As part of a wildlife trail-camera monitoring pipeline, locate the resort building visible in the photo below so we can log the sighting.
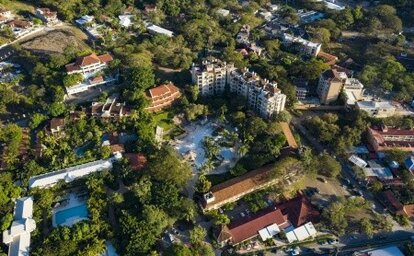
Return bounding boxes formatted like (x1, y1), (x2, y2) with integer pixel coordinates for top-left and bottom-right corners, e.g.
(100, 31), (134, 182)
(65, 53), (113, 75)
(28, 154), (122, 189)
(2, 197), (36, 256)
(215, 194), (319, 245)
(202, 164), (298, 211)
(35, 8), (58, 23)
(282, 33), (321, 56)
(144, 83), (181, 112)
(367, 126), (414, 152)
(229, 69), (286, 118)
(191, 58), (234, 96)
(356, 101), (396, 118)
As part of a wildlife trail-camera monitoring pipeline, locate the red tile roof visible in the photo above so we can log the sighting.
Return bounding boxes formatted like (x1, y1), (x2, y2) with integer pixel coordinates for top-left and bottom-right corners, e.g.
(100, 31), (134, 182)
(50, 118), (65, 131)
(380, 190), (403, 214)
(226, 207), (287, 244)
(90, 76), (104, 84)
(276, 194), (320, 227)
(125, 153), (147, 170)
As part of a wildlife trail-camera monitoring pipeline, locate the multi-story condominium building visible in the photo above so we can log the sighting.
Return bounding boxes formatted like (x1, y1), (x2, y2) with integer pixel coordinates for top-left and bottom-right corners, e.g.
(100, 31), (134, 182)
(145, 83), (181, 112)
(229, 69), (286, 118)
(191, 58), (234, 96)
(282, 33), (322, 56)
(317, 68), (348, 104)
(367, 126), (414, 152)
(65, 53), (113, 75)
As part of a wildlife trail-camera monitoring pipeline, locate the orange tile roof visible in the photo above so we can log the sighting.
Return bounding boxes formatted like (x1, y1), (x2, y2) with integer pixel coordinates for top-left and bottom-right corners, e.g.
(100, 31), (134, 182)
(50, 118), (65, 130)
(204, 165), (276, 210)
(279, 122), (298, 149)
(125, 153), (147, 170)
(66, 53), (113, 72)
(109, 144), (125, 153)
(145, 83), (181, 111)
(90, 76), (104, 84)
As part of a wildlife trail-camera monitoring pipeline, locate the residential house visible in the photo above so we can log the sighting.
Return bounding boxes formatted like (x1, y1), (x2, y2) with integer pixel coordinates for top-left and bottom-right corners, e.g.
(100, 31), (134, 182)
(91, 97), (128, 118)
(36, 8), (58, 23)
(0, 7), (13, 24)
(119, 15), (134, 28)
(144, 83), (181, 112)
(191, 58), (234, 96)
(282, 33), (321, 56)
(317, 51), (338, 66)
(348, 155), (368, 168)
(298, 10), (324, 24)
(65, 53), (112, 75)
(216, 9), (230, 17)
(229, 69), (286, 119)
(367, 126), (414, 152)
(75, 15), (94, 26)
(125, 153), (147, 171)
(7, 19), (33, 37)
(49, 118), (65, 134)
(356, 101), (396, 118)
(202, 164), (298, 211)
(2, 197), (36, 256)
(28, 154), (122, 189)
(379, 190), (414, 218)
(143, 4), (157, 15)
(363, 160), (394, 181)
(216, 194), (320, 245)
(236, 24), (251, 45)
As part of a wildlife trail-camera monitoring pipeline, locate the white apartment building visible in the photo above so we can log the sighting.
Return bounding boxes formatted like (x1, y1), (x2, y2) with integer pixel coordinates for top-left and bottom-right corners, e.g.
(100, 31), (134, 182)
(229, 69), (286, 118)
(282, 33), (322, 56)
(191, 59), (234, 96)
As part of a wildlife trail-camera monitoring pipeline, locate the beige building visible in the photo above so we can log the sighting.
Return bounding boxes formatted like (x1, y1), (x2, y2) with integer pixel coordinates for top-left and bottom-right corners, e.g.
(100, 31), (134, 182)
(191, 58), (234, 96)
(229, 69), (286, 118)
(317, 69), (347, 104)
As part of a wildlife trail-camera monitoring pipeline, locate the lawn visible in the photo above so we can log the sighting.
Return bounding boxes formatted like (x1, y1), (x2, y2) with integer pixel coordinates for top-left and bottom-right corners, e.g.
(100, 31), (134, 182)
(2, 1), (34, 14)
(152, 111), (175, 131)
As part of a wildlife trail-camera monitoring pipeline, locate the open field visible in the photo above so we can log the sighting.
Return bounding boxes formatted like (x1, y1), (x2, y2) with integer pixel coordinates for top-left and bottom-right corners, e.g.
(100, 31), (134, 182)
(21, 28), (90, 54)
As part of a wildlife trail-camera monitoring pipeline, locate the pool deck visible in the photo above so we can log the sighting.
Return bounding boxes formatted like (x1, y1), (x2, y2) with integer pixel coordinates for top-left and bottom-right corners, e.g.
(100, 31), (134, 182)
(52, 193), (88, 227)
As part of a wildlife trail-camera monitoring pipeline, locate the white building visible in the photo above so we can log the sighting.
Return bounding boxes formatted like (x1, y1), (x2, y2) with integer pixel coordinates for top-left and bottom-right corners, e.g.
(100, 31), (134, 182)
(75, 15), (94, 26)
(348, 155), (368, 168)
(191, 58), (234, 96)
(216, 9), (230, 17)
(229, 69), (286, 118)
(119, 15), (134, 28)
(2, 197), (36, 256)
(285, 222), (317, 243)
(65, 75), (117, 95)
(282, 33), (321, 56)
(28, 154), (122, 189)
(356, 101), (396, 118)
(343, 78), (364, 106)
(146, 23), (173, 37)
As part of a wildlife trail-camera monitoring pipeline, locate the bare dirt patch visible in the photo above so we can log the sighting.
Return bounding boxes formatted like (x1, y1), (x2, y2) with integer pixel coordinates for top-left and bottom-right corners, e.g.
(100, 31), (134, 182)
(21, 28), (90, 54)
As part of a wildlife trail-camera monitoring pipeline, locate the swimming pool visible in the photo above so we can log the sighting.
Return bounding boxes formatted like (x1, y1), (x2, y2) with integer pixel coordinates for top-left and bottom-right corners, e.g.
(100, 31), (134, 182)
(54, 204), (88, 226)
